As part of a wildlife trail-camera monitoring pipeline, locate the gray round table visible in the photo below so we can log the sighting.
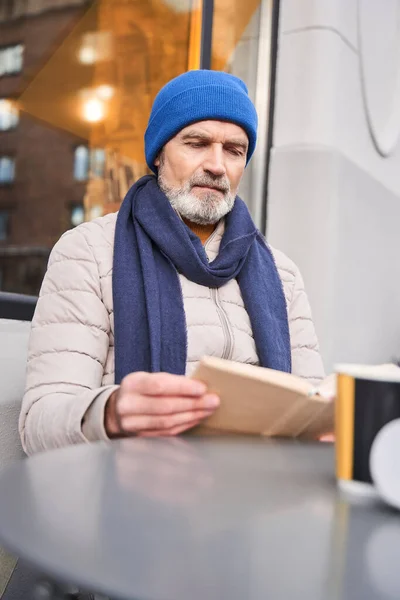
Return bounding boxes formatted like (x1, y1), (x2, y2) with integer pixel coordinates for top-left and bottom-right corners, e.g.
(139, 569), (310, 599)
(0, 437), (399, 600)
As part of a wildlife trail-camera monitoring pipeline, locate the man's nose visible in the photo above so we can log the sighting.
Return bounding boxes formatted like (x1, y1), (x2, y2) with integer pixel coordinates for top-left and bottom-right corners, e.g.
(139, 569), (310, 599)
(202, 145), (226, 177)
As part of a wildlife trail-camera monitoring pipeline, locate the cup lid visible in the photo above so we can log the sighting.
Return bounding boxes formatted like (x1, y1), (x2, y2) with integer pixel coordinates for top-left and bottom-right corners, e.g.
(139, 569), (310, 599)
(335, 363), (400, 383)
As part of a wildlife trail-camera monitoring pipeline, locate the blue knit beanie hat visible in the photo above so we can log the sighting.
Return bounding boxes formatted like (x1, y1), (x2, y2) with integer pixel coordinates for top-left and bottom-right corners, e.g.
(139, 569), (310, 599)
(145, 70), (258, 173)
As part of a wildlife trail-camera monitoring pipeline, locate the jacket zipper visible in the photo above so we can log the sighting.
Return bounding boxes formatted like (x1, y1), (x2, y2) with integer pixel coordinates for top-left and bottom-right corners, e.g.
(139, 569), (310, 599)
(210, 288), (234, 360)
(205, 227), (234, 360)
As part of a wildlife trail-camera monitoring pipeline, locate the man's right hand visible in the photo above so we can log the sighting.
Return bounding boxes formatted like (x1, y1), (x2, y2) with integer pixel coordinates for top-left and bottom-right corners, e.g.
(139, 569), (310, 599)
(105, 371), (220, 438)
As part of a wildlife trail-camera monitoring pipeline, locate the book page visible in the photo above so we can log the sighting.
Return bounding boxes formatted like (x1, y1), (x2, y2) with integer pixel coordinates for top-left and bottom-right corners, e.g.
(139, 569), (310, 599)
(300, 400), (335, 439)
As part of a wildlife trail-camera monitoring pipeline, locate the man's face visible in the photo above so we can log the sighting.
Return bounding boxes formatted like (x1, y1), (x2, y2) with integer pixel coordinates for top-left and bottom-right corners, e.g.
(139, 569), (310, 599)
(155, 120), (248, 225)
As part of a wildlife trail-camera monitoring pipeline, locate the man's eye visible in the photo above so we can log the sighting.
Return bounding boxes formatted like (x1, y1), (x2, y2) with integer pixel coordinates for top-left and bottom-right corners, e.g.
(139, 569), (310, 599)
(188, 142), (207, 148)
(227, 147), (244, 156)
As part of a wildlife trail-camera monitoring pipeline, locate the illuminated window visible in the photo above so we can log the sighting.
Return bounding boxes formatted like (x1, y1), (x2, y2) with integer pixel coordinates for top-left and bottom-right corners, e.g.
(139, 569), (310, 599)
(74, 146), (105, 181)
(0, 99), (19, 130)
(70, 205), (85, 227)
(89, 205), (103, 220)
(74, 146), (89, 181)
(91, 148), (106, 177)
(0, 44), (24, 76)
(0, 157), (15, 183)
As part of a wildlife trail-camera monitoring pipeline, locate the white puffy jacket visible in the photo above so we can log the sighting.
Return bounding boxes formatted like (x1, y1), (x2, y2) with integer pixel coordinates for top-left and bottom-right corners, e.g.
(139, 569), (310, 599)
(20, 214), (325, 454)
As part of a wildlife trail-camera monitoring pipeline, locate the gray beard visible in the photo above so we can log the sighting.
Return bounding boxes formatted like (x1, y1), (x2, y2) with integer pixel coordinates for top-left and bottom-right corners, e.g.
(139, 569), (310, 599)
(158, 175), (235, 225)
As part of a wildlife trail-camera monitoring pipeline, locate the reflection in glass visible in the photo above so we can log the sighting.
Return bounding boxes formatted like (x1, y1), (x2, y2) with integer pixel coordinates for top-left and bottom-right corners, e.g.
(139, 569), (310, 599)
(70, 205), (85, 228)
(74, 146), (90, 181)
(90, 149), (106, 178)
(211, 0), (271, 227)
(96, 85), (114, 100)
(0, 99), (19, 131)
(0, 211), (9, 241)
(0, 157), (15, 183)
(78, 31), (114, 65)
(82, 97), (105, 123)
(0, 0), (268, 294)
(0, 44), (24, 76)
(74, 146), (106, 181)
(89, 205), (103, 221)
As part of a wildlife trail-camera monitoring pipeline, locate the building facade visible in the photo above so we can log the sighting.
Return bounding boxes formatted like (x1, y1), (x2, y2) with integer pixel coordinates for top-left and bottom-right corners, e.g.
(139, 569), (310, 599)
(0, 0), (90, 294)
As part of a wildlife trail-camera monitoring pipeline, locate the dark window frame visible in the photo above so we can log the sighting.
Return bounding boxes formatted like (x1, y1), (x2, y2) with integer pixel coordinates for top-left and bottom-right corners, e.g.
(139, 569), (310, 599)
(200, 0), (214, 69)
(0, 209), (10, 241)
(262, 0), (280, 234)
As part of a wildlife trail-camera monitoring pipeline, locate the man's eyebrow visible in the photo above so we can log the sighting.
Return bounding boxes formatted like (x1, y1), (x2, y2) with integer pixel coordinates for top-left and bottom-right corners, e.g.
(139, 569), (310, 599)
(181, 132), (248, 150)
(224, 138), (248, 150)
(181, 132), (212, 141)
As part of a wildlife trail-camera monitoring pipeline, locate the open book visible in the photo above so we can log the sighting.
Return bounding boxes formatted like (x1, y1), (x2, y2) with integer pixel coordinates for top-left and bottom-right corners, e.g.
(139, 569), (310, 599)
(191, 358), (400, 438)
(191, 356), (335, 439)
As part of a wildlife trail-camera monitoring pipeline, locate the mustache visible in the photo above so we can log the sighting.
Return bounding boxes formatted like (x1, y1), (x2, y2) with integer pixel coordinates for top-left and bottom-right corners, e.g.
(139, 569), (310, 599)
(189, 175), (230, 193)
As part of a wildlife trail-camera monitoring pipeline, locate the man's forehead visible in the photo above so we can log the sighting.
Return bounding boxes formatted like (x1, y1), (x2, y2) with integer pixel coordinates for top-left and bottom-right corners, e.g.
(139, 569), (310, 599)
(178, 120), (248, 143)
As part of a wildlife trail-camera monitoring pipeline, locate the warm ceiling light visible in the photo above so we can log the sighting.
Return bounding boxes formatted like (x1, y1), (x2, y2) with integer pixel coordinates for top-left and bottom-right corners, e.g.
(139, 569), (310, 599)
(78, 46), (97, 65)
(83, 98), (105, 123)
(0, 99), (13, 113)
(96, 85), (115, 100)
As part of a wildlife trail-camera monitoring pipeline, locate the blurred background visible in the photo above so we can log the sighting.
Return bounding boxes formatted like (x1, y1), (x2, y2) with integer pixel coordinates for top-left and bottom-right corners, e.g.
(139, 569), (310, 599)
(0, 0), (399, 371)
(0, 0), (270, 295)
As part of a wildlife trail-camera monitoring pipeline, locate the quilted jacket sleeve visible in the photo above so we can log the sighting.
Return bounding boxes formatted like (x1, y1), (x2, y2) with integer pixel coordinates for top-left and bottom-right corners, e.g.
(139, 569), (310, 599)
(287, 266), (325, 386)
(19, 227), (118, 455)
(271, 246), (325, 385)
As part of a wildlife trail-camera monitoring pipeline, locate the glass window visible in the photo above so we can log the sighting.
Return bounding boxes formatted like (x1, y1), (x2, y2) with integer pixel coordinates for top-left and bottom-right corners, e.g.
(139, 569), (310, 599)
(0, 44), (24, 76)
(212, 0), (273, 229)
(0, 157), (15, 183)
(0, 211), (9, 241)
(90, 148), (106, 178)
(0, 0), (199, 295)
(70, 205), (85, 227)
(74, 145), (90, 181)
(74, 146), (105, 181)
(0, 99), (19, 130)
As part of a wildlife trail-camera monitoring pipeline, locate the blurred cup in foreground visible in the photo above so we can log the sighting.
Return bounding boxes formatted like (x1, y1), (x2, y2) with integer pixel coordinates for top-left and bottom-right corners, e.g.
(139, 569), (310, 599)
(335, 363), (400, 497)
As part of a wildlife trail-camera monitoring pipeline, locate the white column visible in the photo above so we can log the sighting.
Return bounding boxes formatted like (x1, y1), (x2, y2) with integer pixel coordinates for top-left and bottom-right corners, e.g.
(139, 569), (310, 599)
(267, 0), (400, 371)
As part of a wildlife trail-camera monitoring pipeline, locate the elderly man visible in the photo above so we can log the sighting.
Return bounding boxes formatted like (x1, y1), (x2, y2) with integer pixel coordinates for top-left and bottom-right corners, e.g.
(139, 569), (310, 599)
(20, 70), (324, 454)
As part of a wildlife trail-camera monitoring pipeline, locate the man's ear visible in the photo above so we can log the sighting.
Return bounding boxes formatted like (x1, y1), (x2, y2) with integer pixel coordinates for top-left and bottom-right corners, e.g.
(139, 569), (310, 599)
(154, 148), (164, 168)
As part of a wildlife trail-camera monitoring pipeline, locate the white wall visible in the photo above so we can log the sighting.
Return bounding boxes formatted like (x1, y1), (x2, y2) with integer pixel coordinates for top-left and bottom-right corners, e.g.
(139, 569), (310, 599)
(267, 0), (400, 372)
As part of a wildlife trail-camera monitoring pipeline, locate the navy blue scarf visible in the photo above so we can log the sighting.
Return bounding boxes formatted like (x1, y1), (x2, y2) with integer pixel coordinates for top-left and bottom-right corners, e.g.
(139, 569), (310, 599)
(113, 175), (291, 383)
